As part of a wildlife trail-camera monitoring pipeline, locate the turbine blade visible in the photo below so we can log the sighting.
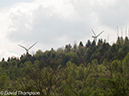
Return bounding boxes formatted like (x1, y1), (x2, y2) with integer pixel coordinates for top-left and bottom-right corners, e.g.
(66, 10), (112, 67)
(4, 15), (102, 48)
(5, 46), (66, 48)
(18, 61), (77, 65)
(18, 44), (28, 51)
(97, 30), (104, 37)
(91, 29), (96, 36)
(28, 41), (38, 50)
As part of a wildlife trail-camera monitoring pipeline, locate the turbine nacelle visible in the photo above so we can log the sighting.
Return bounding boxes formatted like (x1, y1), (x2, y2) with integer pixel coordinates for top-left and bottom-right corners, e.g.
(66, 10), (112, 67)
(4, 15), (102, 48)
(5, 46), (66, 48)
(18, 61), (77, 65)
(92, 36), (96, 38)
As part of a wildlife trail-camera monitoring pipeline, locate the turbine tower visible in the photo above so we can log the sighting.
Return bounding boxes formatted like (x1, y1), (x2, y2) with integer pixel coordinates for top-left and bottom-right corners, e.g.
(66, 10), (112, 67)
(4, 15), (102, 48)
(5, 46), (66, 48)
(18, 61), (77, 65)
(117, 26), (119, 37)
(91, 29), (104, 43)
(125, 26), (127, 37)
(18, 41), (38, 54)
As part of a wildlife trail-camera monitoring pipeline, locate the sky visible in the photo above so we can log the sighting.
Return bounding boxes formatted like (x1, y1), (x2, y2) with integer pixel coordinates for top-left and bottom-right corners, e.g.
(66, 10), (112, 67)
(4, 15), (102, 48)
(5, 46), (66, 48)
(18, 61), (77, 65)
(0, 0), (129, 60)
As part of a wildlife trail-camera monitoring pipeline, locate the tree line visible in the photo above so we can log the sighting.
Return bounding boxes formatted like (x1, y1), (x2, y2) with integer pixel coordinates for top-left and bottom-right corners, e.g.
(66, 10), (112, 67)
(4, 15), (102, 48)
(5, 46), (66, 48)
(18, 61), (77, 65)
(0, 36), (129, 96)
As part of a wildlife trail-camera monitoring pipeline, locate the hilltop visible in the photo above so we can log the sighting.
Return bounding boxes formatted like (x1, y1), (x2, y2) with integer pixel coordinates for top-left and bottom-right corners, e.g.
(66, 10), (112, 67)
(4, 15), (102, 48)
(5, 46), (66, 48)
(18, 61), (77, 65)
(0, 37), (129, 96)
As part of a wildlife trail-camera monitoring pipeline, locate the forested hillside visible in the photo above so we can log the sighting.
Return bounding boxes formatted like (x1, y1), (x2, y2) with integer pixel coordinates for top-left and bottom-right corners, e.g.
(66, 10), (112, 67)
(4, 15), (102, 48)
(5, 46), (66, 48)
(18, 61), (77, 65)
(0, 37), (129, 96)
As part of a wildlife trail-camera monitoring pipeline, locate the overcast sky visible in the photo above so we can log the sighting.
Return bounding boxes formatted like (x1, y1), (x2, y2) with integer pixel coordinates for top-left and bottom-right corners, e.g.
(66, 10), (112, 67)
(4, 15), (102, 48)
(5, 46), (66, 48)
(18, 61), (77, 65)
(0, 0), (129, 60)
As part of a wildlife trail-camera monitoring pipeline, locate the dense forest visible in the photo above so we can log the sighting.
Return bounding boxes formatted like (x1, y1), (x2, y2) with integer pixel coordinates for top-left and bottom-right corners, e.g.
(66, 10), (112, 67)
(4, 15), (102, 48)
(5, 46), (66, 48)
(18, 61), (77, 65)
(0, 37), (129, 96)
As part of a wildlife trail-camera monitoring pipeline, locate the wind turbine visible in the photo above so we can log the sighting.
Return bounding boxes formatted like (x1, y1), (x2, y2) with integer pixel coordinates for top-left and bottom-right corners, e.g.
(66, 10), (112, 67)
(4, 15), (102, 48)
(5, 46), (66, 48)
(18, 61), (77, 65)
(18, 41), (38, 54)
(91, 29), (104, 43)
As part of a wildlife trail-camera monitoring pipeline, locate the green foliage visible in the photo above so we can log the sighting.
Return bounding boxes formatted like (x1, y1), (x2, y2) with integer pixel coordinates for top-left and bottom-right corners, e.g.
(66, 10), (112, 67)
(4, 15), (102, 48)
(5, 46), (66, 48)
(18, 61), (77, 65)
(64, 51), (79, 64)
(1, 38), (129, 95)
(0, 73), (7, 89)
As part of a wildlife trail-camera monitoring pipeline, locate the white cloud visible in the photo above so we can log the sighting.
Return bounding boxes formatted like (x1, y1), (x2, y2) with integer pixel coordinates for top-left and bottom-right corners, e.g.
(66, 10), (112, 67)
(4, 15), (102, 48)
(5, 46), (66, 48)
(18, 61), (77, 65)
(0, 0), (128, 60)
